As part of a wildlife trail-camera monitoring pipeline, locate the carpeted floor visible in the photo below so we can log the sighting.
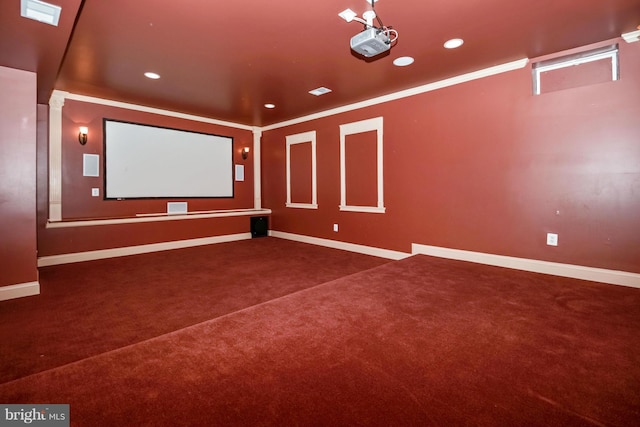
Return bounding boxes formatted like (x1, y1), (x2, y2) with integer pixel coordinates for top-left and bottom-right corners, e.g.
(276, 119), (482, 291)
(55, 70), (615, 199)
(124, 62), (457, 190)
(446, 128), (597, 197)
(0, 238), (388, 383)
(1, 239), (639, 426)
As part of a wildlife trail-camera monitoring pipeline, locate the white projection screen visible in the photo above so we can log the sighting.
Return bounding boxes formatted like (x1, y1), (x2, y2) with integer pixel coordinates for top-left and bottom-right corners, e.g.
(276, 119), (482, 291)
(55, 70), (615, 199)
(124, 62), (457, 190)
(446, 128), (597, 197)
(104, 120), (234, 199)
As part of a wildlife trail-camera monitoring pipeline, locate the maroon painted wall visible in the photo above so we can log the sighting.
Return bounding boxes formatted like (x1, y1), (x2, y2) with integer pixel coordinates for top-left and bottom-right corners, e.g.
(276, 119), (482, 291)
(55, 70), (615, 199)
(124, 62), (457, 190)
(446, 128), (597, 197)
(0, 66), (37, 286)
(261, 41), (640, 274)
(37, 99), (256, 256)
(344, 131), (378, 207)
(290, 143), (313, 204)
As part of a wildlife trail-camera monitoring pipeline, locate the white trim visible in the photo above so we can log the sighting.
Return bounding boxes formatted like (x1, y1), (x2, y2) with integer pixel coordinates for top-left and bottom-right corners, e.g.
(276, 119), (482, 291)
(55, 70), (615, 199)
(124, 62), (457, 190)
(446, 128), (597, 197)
(262, 58), (529, 131)
(60, 91), (253, 131)
(339, 117), (385, 213)
(286, 203), (319, 209)
(534, 49), (618, 74)
(411, 243), (640, 289)
(286, 131), (318, 209)
(37, 233), (252, 266)
(252, 127), (262, 209)
(46, 208), (271, 228)
(48, 91), (65, 221)
(0, 281), (40, 301)
(49, 60), (531, 137)
(622, 30), (640, 43)
(339, 205), (386, 213)
(56, 60), (530, 134)
(136, 208), (270, 218)
(270, 230), (410, 260)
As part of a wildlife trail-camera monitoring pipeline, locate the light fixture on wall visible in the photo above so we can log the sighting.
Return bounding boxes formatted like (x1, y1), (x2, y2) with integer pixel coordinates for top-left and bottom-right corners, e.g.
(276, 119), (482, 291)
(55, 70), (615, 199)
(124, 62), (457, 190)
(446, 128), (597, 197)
(78, 126), (88, 145)
(241, 147), (250, 160)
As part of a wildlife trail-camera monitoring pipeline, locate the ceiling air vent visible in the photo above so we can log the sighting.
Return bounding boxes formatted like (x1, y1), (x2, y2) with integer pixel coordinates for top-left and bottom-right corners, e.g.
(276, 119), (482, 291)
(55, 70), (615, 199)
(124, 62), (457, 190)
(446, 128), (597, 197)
(21, 0), (61, 27)
(309, 87), (332, 96)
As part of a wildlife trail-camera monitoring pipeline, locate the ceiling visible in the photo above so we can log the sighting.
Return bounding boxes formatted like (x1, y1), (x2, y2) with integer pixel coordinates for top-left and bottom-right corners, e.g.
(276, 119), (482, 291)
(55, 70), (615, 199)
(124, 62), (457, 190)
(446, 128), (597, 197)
(2, 0), (639, 127)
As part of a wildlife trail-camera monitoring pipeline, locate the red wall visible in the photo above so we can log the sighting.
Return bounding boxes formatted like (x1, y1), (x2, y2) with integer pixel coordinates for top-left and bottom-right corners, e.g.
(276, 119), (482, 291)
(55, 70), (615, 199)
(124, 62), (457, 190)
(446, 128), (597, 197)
(344, 131), (378, 207)
(0, 66), (37, 286)
(37, 100), (256, 256)
(290, 143), (313, 204)
(261, 41), (640, 274)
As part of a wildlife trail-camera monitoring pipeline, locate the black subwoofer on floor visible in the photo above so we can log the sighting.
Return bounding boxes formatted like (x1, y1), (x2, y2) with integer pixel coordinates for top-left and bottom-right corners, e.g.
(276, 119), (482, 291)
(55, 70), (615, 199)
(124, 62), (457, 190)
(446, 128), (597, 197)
(250, 216), (268, 238)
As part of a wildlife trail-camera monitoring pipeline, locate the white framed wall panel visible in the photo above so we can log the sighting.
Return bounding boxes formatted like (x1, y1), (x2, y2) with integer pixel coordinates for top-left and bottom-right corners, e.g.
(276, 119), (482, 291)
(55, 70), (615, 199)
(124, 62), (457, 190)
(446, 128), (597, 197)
(286, 131), (318, 209)
(339, 117), (385, 213)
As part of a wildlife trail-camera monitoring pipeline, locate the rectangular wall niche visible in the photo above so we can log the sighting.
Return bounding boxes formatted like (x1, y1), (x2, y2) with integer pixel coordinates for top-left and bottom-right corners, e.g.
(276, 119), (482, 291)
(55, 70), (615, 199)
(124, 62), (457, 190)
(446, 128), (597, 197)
(339, 117), (385, 213)
(286, 131), (317, 209)
(532, 44), (619, 95)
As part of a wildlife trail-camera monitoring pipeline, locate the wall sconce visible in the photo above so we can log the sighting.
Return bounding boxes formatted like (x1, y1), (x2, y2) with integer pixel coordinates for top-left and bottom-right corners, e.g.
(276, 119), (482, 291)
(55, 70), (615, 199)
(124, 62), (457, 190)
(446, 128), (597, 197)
(241, 147), (250, 160)
(78, 126), (88, 145)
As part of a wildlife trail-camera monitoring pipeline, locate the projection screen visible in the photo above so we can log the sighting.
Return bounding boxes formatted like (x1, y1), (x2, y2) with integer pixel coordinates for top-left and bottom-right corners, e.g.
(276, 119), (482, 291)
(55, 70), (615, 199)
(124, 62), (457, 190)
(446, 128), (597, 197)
(104, 119), (234, 199)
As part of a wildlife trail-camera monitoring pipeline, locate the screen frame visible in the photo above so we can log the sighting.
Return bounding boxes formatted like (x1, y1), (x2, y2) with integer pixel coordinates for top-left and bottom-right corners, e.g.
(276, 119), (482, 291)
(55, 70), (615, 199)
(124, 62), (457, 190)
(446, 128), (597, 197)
(103, 118), (235, 200)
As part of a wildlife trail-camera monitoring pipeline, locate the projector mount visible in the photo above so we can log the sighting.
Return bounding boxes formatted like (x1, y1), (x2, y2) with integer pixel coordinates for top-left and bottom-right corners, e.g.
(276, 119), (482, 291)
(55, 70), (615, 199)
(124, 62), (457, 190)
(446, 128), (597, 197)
(339, 1), (398, 58)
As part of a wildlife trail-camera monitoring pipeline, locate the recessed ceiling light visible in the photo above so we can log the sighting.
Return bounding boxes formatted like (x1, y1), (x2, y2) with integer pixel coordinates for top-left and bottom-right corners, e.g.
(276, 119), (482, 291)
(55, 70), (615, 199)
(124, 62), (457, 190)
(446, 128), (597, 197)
(20, 0), (61, 26)
(309, 87), (332, 96)
(264, 103), (276, 109)
(393, 56), (414, 67)
(444, 38), (464, 49)
(144, 72), (161, 79)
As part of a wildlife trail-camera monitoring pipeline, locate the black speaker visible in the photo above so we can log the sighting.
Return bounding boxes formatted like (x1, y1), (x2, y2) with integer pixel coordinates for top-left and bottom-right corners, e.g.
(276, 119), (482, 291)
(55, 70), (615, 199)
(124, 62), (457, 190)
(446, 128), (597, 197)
(250, 216), (268, 238)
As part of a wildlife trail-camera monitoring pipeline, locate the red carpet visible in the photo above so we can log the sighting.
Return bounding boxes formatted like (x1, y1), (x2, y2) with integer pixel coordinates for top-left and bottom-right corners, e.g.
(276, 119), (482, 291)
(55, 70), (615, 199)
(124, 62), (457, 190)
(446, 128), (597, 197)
(1, 240), (639, 426)
(0, 238), (388, 383)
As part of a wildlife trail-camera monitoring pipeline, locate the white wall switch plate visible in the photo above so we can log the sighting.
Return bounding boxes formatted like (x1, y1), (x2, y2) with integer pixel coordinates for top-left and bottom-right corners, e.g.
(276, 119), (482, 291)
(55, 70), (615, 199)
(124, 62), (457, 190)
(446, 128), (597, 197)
(547, 233), (558, 246)
(333, 224), (339, 232)
(91, 188), (99, 197)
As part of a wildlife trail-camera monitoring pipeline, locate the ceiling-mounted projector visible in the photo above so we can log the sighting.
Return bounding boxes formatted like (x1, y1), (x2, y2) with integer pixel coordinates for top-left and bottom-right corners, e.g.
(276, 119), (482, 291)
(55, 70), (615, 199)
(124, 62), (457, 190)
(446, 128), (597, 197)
(339, 3), (398, 59)
(350, 28), (391, 57)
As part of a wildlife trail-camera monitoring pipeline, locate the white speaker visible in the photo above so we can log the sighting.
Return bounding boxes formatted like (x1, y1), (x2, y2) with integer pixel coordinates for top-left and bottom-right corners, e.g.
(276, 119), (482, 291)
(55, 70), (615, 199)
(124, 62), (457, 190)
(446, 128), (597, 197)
(167, 202), (188, 215)
(83, 154), (100, 177)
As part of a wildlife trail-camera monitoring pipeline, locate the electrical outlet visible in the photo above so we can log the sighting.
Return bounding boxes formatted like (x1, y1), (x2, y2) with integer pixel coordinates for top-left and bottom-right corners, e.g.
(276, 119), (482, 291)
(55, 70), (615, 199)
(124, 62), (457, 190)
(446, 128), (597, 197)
(333, 224), (339, 232)
(546, 233), (558, 246)
(91, 188), (99, 197)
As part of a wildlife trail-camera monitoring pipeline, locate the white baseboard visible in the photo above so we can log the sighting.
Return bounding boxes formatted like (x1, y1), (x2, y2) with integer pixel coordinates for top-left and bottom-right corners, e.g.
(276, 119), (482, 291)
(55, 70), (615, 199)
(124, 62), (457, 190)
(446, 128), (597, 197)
(34, 230), (639, 288)
(0, 281), (40, 301)
(268, 232), (640, 288)
(269, 231), (411, 260)
(37, 233), (252, 267)
(411, 243), (640, 289)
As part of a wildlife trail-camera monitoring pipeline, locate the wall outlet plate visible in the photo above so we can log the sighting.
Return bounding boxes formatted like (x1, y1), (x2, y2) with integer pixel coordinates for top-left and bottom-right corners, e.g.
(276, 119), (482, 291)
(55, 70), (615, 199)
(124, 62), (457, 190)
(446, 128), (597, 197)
(547, 233), (558, 246)
(91, 188), (99, 197)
